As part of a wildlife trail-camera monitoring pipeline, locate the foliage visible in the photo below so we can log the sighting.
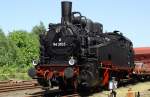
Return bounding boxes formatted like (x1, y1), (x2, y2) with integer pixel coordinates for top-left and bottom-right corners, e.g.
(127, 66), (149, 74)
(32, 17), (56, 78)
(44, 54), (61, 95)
(0, 29), (18, 66)
(8, 30), (39, 65)
(0, 65), (32, 80)
(32, 22), (46, 35)
(0, 22), (45, 80)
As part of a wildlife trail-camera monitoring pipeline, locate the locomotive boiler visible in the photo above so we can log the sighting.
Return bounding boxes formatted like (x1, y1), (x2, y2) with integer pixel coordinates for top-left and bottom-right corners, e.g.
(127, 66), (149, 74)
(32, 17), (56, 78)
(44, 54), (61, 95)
(28, 1), (134, 91)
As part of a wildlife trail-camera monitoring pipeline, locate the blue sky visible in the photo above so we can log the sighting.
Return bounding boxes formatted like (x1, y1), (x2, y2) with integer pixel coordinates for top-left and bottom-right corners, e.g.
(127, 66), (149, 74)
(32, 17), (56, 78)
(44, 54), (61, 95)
(0, 0), (150, 47)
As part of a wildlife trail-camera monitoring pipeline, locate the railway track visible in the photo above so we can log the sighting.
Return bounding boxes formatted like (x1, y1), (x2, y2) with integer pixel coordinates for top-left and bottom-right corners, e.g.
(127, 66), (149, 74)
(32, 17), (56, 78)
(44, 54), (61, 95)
(0, 80), (81, 97)
(0, 80), (41, 93)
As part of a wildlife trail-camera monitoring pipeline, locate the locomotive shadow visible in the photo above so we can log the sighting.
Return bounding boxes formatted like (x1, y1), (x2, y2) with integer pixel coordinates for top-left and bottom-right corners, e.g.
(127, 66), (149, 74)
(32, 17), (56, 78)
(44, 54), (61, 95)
(28, 79), (150, 97)
(27, 89), (61, 97)
(118, 78), (150, 88)
(28, 89), (96, 97)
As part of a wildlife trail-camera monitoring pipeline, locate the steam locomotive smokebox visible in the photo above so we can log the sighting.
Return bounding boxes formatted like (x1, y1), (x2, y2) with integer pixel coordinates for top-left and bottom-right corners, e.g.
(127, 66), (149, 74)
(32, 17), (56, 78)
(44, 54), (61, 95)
(61, 1), (72, 24)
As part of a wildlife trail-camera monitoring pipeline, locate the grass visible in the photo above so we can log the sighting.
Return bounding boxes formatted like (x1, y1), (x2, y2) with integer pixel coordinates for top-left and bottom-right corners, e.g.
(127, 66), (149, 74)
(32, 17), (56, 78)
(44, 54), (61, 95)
(0, 64), (32, 81)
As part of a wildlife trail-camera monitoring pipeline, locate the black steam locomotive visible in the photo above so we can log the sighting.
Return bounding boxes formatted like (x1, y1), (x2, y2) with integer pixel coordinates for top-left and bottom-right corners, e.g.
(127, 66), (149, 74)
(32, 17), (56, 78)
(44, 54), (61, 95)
(28, 1), (134, 91)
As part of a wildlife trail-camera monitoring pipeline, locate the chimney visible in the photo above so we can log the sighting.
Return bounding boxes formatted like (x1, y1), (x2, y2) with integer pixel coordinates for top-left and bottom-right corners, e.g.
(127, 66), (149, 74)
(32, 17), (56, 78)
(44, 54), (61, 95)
(61, 1), (72, 24)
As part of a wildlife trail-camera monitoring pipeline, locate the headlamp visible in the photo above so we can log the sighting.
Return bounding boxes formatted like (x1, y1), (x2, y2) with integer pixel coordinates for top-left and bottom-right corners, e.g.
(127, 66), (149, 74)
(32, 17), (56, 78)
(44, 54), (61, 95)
(69, 57), (76, 66)
(32, 60), (38, 66)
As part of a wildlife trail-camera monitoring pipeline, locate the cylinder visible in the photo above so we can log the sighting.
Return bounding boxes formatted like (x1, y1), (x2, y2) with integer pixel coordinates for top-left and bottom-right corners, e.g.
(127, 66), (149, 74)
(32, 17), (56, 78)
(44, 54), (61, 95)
(61, 1), (72, 24)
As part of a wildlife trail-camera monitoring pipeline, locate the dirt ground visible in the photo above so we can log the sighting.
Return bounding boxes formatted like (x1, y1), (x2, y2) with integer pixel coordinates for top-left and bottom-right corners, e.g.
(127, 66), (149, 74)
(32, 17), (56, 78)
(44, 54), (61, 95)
(0, 88), (43, 97)
(91, 81), (150, 97)
(0, 81), (149, 97)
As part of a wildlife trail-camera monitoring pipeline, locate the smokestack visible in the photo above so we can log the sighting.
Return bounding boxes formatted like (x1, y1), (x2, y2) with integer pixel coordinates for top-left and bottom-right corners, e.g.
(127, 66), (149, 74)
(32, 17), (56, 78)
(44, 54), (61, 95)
(61, 1), (72, 24)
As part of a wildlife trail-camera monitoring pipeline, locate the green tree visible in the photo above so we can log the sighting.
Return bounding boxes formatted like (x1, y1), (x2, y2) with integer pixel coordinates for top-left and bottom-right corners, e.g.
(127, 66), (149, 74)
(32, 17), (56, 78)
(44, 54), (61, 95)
(32, 22), (46, 35)
(0, 29), (6, 66)
(0, 29), (17, 66)
(8, 30), (39, 66)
